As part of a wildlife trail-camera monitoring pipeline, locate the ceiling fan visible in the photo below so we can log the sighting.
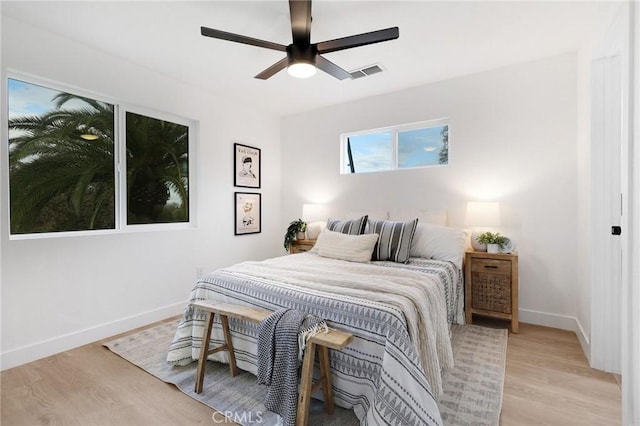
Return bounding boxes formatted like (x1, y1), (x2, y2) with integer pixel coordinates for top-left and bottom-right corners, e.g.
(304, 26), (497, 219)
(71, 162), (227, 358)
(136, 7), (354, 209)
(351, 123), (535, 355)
(201, 0), (399, 80)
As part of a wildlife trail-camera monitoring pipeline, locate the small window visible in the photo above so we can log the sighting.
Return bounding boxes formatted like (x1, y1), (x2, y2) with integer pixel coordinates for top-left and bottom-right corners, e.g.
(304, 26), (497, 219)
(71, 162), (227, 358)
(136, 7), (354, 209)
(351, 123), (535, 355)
(342, 119), (449, 174)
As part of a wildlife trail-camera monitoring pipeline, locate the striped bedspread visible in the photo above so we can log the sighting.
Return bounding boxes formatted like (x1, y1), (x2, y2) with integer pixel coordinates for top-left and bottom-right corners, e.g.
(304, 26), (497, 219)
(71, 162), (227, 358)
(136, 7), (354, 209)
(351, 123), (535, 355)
(167, 253), (463, 426)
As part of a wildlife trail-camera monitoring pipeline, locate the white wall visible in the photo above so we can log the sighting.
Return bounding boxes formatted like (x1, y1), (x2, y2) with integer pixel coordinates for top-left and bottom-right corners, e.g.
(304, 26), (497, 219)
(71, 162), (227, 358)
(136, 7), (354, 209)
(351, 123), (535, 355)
(282, 53), (583, 331)
(0, 17), (282, 369)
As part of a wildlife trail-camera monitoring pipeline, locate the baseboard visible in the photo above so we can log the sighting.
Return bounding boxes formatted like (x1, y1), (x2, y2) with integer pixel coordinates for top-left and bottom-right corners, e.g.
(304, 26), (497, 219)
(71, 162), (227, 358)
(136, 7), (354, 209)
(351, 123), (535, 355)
(519, 308), (578, 330)
(574, 318), (591, 364)
(519, 308), (590, 361)
(0, 301), (186, 371)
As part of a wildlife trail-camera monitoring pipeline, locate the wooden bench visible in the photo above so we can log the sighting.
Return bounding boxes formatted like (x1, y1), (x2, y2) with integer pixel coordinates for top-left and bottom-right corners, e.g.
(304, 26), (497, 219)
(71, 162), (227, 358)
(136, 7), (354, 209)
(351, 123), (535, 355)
(191, 300), (353, 426)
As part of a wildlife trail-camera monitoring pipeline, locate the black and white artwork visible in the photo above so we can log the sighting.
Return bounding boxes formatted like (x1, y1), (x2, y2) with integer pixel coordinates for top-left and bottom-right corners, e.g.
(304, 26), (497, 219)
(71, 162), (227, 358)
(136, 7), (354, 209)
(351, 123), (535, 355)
(234, 192), (261, 235)
(234, 143), (261, 188)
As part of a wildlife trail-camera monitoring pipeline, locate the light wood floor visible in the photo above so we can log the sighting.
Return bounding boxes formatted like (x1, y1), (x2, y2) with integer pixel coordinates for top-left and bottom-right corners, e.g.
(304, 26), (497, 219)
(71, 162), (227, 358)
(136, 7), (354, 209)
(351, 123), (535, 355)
(1, 318), (621, 426)
(490, 320), (621, 425)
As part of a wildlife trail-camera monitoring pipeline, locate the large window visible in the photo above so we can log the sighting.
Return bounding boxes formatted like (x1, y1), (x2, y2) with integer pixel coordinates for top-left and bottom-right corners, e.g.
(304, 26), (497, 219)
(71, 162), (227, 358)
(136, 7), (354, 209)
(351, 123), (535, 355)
(7, 76), (193, 238)
(341, 119), (449, 174)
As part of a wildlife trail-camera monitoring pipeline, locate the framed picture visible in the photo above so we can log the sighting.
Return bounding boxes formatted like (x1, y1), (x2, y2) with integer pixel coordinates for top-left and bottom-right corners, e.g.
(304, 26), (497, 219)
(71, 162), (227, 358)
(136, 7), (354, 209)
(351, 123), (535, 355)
(234, 192), (261, 235)
(234, 143), (261, 188)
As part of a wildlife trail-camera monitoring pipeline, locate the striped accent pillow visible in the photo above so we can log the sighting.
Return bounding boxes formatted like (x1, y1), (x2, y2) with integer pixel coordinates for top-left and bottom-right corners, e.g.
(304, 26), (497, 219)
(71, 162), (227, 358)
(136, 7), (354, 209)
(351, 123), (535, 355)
(326, 215), (368, 235)
(368, 218), (419, 263)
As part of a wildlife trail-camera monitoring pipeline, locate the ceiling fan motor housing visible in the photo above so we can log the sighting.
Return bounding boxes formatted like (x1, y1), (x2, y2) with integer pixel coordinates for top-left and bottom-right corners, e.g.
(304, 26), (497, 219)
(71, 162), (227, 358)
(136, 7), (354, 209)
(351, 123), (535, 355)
(287, 44), (317, 67)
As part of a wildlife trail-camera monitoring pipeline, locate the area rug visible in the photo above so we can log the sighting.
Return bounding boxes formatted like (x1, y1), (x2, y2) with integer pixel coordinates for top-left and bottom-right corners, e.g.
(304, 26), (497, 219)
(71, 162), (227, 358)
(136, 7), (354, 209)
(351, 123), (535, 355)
(104, 320), (507, 426)
(438, 324), (507, 426)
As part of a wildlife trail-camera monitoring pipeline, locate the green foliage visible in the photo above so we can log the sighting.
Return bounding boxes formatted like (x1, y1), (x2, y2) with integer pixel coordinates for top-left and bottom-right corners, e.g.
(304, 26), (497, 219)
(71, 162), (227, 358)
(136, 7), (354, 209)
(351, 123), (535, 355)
(125, 111), (189, 224)
(8, 94), (116, 234)
(439, 125), (449, 165)
(476, 231), (510, 248)
(8, 90), (189, 234)
(283, 218), (307, 251)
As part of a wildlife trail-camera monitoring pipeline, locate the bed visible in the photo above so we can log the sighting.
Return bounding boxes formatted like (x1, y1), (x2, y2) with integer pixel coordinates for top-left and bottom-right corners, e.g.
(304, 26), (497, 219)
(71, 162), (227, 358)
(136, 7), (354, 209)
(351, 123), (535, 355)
(167, 219), (466, 426)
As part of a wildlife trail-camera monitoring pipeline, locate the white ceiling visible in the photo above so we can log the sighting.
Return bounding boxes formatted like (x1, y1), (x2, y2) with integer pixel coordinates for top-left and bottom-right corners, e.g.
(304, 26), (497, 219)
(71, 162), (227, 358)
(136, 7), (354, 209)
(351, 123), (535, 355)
(2, 1), (616, 117)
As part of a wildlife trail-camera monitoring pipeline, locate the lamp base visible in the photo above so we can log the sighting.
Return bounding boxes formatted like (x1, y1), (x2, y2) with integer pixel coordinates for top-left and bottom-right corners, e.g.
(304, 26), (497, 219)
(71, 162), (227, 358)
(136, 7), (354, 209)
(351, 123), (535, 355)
(470, 231), (487, 252)
(306, 221), (325, 240)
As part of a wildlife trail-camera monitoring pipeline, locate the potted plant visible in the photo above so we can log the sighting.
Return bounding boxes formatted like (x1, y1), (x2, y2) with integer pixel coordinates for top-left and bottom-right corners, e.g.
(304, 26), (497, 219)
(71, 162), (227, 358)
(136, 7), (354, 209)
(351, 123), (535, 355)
(283, 218), (308, 252)
(476, 231), (510, 253)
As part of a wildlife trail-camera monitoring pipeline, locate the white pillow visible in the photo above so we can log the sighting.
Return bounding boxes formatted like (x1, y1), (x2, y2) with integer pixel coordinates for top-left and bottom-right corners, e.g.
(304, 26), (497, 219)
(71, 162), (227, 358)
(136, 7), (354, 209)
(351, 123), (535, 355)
(410, 223), (467, 269)
(314, 229), (379, 263)
(389, 207), (448, 226)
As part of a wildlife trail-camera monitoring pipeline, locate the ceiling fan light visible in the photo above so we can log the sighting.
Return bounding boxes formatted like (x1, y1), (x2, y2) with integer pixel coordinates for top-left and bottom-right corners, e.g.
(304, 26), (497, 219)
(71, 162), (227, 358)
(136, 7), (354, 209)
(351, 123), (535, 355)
(287, 62), (317, 79)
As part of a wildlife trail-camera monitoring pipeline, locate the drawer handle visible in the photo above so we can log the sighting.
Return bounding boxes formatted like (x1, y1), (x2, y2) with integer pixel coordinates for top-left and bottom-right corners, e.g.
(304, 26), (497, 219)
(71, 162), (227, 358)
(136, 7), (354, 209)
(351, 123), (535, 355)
(484, 265), (498, 269)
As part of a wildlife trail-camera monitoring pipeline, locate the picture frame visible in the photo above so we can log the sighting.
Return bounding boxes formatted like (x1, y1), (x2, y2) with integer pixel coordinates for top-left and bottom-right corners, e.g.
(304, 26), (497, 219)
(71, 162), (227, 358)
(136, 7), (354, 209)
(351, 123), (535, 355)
(234, 143), (261, 188)
(234, 192), (261, 235)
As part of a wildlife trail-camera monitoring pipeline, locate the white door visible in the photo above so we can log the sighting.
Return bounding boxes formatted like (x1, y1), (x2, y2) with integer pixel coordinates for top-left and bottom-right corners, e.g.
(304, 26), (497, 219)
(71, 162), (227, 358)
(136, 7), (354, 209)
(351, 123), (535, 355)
(590, 53), (623, 373)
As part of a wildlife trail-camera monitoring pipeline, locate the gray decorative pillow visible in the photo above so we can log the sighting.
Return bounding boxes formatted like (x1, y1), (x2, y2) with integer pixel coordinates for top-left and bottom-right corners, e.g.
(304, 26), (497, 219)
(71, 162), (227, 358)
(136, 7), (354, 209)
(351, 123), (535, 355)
(368, 218), (419, 263)
(326, 215), (368, 235)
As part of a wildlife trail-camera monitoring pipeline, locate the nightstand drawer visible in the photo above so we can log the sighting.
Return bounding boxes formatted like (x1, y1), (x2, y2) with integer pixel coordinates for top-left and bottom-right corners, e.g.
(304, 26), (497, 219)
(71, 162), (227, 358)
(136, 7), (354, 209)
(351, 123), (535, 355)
(471, 258), (511, 275)
(471, 273), (512, 313)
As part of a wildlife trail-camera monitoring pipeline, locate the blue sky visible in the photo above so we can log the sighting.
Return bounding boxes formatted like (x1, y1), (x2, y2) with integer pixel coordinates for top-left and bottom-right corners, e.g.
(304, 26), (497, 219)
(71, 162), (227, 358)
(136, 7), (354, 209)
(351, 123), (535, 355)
(348, 125), (447, 173)
(8, 78), (62, 119)
(8, 78), (100, 123)
(349, 131), (393, 172)
(8, 78), (92, 139)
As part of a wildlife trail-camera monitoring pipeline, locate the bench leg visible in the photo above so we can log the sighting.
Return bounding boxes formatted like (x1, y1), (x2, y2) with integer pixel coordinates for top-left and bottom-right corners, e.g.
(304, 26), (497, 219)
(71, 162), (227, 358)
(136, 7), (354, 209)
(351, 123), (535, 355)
(220, 314), (238, 377)
(297, 342), (317, 426)
(317, 346), (334, 414)
(195, 311), (215, 394)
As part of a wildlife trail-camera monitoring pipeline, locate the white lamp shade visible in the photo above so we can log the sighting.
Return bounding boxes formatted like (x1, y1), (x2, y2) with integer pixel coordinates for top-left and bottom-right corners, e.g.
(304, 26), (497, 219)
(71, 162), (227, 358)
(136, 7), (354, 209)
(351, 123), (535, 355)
(465, 201), (500, 227)
(303, 204), (328, 240)
(302, 204), (328, 223)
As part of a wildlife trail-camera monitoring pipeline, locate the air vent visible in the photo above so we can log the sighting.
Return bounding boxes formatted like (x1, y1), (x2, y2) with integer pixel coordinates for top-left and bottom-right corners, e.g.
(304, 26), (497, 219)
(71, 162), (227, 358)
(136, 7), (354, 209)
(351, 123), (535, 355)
(349, 64), (385, 79)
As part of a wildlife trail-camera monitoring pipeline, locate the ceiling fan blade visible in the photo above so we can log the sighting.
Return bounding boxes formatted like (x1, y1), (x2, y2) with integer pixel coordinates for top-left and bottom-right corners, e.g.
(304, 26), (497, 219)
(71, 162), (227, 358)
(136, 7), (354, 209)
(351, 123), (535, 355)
(289, 0), (311, 46)
(316, 55), (351, 80)
(316, 27), (399, 54)
(254, 57), (289, 79)
(201, 26), (287, 52)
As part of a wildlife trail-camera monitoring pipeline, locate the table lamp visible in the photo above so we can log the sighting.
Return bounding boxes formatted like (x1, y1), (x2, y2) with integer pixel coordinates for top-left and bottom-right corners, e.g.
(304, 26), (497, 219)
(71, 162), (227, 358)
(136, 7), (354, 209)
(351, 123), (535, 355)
(465, 201), (500, 251)
(302, 204), (328, 240)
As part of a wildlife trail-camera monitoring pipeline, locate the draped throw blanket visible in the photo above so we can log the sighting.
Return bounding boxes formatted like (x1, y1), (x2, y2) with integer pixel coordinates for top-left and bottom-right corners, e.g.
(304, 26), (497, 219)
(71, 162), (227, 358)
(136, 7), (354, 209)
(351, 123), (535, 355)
(257, 309), (327, 426)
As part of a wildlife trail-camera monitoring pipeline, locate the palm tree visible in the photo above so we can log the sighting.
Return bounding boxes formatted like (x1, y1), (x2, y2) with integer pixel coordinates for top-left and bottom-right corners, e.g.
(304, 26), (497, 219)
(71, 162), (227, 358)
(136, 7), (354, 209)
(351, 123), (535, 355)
(9, 93), (115, 234)
(125, 111), (189, 224)
(439, 125), (449, 165)
(8, 90), (189, 234)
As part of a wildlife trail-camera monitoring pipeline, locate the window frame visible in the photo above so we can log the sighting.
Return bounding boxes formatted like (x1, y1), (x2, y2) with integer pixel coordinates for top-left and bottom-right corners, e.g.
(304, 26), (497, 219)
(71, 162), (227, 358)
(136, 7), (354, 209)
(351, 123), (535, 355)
(6, 71), (196, 240)
(340, 118), (449, 174)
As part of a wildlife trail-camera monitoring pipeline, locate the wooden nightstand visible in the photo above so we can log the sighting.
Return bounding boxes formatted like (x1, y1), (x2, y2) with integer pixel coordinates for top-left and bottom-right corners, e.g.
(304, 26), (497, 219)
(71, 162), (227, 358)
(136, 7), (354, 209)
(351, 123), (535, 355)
(290, 239), (316, 254)
(465, 250), (519, 333)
